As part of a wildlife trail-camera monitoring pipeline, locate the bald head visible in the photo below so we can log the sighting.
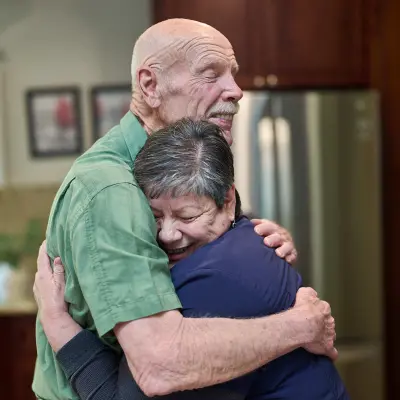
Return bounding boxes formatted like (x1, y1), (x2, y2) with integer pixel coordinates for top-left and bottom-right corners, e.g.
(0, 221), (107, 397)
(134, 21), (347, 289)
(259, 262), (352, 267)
(130, 18), (242, 143)
(131, 19), (230, 91)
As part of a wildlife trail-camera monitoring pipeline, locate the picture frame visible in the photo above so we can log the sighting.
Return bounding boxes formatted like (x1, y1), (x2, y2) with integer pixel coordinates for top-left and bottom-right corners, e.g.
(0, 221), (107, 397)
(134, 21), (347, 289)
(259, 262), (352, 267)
(90, 84), (132, 141)
(26, 87), (83, 157)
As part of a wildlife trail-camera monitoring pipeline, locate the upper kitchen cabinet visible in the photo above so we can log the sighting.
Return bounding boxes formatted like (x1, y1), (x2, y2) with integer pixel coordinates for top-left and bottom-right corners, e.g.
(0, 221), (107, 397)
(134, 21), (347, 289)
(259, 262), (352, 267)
(152, 0), (263, 88)
(260, 0), (369, 88)
(153, 0), (370, 89)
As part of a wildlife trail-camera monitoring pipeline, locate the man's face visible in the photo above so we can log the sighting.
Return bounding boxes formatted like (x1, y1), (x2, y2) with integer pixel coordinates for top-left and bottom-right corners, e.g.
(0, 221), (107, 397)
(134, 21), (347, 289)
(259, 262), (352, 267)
(157, 35), (243, 145)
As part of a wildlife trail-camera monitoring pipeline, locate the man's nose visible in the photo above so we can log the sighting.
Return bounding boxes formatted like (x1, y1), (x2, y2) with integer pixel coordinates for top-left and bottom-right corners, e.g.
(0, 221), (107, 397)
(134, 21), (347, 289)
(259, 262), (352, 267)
(222, 76), (243, 103)
(158, 221), (182, 244)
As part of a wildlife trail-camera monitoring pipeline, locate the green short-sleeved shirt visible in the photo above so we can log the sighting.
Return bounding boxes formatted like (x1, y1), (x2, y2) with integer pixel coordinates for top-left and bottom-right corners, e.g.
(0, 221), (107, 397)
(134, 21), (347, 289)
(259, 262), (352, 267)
(32, 112), (182, 400)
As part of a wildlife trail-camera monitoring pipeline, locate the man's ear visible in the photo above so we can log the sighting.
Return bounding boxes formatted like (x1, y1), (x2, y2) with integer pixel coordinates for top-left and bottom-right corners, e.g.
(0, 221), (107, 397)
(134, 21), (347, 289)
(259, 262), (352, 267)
(224, 185), (236, 221)
(137, 67), (161, 108)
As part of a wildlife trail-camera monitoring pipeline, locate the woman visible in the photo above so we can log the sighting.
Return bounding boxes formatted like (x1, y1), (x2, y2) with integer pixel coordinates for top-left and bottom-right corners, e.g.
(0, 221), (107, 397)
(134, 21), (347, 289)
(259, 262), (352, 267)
(34, 119), (347, 399)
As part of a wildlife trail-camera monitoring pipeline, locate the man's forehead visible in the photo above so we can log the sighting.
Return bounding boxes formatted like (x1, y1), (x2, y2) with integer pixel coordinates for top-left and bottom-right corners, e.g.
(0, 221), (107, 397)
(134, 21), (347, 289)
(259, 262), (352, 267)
(193, 54), (238, 70)
(184, 41), (237, 65)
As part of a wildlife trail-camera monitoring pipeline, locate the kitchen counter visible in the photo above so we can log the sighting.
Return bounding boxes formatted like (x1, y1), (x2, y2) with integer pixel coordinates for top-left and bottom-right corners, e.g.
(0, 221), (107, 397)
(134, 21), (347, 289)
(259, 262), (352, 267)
(0, 301), (37, 315)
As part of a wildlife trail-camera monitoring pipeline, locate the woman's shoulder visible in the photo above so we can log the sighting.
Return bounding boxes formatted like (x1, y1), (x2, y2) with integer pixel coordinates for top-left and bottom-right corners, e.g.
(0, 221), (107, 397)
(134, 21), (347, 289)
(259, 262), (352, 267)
(171, 216), (283, 281)
(171, 216), (301, 315)
(210, 216), (277, 265)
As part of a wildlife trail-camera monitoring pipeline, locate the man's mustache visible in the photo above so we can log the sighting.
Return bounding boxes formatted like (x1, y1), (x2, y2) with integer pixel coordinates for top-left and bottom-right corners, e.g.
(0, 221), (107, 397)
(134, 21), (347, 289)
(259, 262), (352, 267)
(206, 102), (240, 117)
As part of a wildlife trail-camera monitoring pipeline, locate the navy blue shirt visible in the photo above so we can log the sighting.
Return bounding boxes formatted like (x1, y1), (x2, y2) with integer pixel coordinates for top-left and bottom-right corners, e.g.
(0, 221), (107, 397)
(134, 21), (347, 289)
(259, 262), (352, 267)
(57, 217), (348, 400)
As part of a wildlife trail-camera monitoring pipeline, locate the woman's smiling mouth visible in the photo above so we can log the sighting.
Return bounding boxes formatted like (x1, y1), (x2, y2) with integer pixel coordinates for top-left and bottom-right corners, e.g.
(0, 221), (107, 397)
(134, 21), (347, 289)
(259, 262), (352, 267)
(162, 244), (194, 262)
(166, 245), (191, 255)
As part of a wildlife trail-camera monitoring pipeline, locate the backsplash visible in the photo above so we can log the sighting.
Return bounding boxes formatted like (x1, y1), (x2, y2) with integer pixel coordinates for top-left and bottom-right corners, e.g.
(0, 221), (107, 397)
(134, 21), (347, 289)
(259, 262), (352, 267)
(0, 186), (58, 235)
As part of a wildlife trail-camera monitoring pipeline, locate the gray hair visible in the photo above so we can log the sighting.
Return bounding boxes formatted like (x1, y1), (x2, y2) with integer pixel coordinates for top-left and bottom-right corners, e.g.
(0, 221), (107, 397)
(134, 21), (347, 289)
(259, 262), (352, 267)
(134, 119), (240, 213)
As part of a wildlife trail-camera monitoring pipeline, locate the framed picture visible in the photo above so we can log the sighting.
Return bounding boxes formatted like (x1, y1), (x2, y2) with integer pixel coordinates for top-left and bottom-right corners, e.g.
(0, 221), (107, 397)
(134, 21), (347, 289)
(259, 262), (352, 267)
(26, 87), (83, 157)
(91, 85), (131, 141)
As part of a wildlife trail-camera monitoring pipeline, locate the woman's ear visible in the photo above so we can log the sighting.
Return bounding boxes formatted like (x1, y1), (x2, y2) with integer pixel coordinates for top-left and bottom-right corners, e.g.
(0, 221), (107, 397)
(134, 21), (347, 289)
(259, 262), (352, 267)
(224, 185), (236, 221)
(137, 67), (162, 108)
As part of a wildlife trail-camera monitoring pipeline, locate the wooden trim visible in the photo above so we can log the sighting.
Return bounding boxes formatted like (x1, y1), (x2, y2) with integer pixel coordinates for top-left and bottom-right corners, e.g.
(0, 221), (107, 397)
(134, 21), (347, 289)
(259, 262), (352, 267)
(369, 0), (400, 398)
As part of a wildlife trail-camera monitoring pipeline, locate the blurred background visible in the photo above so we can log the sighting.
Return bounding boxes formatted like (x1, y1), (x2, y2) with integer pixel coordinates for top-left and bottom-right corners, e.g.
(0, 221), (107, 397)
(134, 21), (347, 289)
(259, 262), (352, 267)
(0, 0), (399, 398)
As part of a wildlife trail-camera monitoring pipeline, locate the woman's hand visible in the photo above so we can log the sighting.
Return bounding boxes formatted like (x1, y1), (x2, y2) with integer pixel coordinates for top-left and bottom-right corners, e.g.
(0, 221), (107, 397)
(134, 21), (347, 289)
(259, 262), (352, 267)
(252, 219), (298, 264)
(33, 241), (68, 322)
(33, 241), (82, 352)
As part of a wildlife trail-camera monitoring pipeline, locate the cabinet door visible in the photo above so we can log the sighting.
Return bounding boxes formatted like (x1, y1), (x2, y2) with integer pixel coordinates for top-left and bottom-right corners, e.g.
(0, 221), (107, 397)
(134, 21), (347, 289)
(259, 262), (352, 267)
(0, 315), (37, 399)
(153, 0), (261, 88)
(260, 0), (368, 87)
(12, 316), (37, 399)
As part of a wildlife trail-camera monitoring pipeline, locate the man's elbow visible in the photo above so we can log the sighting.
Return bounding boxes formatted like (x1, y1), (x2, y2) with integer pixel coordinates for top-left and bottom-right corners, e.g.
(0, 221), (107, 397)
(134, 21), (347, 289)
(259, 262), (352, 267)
(116, 311), (193, 396)
(138, 375), (176, 397)
(132, 349), (185, 397)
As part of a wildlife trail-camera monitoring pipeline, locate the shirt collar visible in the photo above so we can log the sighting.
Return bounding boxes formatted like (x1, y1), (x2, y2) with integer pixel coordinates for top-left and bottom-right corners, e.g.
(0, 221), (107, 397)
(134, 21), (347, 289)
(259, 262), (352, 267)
(120, 111), (148, 167)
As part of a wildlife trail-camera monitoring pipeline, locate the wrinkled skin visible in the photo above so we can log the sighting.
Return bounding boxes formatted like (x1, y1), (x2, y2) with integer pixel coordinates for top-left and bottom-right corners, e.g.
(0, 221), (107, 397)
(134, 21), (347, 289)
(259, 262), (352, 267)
(130, 19), (297, 263)
(131, 19), (242, 145)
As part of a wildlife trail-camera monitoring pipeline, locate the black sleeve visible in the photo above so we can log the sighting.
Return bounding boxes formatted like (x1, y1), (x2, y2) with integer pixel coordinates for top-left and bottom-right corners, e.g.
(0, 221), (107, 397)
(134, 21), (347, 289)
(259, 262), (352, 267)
(56, 329), (147, 400)
(56, 330), (240, 400)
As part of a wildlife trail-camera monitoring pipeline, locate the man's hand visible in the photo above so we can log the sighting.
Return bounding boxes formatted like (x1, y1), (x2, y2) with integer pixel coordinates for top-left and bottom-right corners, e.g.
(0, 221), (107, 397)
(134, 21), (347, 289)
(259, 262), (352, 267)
(293, 287), (338, 360)
(252, 219), (297, 264)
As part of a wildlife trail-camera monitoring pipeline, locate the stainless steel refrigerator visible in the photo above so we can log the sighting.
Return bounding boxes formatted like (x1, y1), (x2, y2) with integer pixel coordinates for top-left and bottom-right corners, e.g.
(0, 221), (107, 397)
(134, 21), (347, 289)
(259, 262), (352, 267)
(231, 90), (385, 400)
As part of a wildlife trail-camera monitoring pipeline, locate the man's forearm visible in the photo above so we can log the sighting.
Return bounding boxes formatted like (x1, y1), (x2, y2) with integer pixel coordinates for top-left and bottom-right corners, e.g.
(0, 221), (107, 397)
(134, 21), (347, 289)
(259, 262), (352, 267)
(116, 308), (308, 396)
(173, 311), (304, 387)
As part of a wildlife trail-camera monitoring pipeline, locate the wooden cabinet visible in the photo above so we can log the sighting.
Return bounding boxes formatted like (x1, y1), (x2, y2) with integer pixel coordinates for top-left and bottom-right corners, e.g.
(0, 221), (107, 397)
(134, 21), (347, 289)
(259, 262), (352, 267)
(0, 315), (37, 399)
(153, 0), (260, 88)
(259, 0), (368, 87)
(153, 0), (370, 88)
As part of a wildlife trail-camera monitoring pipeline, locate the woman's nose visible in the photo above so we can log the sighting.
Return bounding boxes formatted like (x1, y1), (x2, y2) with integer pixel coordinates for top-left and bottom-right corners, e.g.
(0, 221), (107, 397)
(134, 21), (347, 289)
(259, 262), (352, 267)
(158, 221), (182, 244)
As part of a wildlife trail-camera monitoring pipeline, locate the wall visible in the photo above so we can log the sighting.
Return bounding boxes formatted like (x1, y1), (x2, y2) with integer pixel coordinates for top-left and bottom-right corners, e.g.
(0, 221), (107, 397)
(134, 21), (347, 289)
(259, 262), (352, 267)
(0, 0), (150, 186)
(0, 185), (57, 234)
(0, 65), (5, 187)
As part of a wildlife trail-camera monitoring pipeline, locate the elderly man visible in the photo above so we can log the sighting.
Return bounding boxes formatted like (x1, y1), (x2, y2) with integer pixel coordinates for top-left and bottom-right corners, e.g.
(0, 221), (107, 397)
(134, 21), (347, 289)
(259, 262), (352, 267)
(33, 19), (336, 400)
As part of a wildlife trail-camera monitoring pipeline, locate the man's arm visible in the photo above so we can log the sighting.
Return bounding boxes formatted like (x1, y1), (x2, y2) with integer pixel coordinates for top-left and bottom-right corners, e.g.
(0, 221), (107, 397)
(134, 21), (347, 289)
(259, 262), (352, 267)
(115, 292), (335, 397)
(49, 182), (334, 398)
(33, 257), (259, 399)
(35, 247), (335, 399)
(252, 218), (298, 264)
(48, 310), (315, 400)
(69, 183), (182, 338)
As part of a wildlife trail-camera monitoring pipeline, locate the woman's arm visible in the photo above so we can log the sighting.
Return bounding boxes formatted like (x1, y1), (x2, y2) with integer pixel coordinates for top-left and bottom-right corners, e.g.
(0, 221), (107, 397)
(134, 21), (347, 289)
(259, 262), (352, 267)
(35, 255), (153, 399)
(34, 251), (247, 400)
(34, 245), (335, 399)
(34, 254), (82, 353)
(34, 255), (130, 399)
(55, 327), (241, 400)
(56, 329), (122, 400)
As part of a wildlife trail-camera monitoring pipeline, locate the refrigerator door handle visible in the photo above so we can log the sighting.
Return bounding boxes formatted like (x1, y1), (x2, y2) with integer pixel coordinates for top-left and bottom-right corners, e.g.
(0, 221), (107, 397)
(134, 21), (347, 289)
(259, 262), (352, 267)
(275, 117), (294, 234)
(257, 117), (277, 222)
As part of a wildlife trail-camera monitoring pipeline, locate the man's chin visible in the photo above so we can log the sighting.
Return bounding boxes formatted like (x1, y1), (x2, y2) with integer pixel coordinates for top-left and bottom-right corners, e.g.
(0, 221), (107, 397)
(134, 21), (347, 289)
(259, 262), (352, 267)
(223, 131), (233, 146)
(208, 118), (234, 143)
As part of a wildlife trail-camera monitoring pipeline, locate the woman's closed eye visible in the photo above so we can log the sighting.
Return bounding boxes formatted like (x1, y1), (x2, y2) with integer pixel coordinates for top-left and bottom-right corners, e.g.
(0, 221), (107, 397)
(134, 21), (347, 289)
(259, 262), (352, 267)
(180, 215), (200, 223)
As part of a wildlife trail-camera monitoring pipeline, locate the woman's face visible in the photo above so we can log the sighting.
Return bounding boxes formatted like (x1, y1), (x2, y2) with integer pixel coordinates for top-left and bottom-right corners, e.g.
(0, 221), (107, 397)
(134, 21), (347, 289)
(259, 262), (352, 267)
(149, 186), (236, 263)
